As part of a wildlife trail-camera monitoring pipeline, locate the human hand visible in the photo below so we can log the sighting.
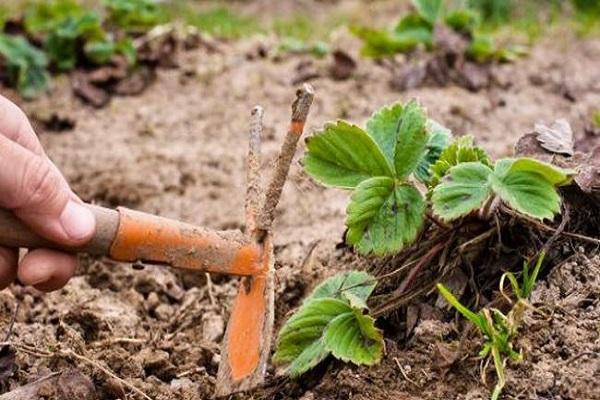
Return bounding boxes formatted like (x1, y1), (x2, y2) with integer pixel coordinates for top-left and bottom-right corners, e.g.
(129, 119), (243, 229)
(0, 94), (96, 291)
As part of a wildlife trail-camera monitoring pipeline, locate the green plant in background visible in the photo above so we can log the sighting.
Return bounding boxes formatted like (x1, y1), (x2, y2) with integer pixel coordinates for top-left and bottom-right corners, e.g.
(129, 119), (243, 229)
(351, 0), (525, 62)
(304, 100), (450, 255)
(273, 271), (383, 377)
(183, 7), (261, 39)
(467, 0), (511, 26)
(0, 34), (49, 98)
(23, 0), (135, 71)
(103, 0), (164, 31)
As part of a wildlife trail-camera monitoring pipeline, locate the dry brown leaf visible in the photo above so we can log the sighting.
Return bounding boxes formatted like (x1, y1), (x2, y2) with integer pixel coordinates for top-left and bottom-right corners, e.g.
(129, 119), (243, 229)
(534, 118), (574, 156)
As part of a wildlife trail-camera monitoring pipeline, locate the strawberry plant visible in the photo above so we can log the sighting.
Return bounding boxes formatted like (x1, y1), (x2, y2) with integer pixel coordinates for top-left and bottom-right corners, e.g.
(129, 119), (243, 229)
(351, 0), (524, 63)
(103, 0), (164, 32)
(273, 271), (383, 377)
(0, 34), (49, 98)
(304, 100), (450, 255)
(24, 0), (134, 71)
(304, 101), (573, 256)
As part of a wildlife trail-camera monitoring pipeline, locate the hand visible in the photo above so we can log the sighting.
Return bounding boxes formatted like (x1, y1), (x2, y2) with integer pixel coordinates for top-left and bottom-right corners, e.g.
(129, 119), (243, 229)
(0, 94), (96, 291)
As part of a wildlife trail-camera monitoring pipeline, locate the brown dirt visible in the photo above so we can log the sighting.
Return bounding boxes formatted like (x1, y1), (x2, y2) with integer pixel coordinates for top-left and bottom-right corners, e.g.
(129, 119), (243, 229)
(0, 2), (599, 398)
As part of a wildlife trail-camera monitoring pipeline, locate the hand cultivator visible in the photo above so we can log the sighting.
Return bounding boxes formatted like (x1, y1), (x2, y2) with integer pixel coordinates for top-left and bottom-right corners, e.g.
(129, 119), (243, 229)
(0, 84), (315, 396)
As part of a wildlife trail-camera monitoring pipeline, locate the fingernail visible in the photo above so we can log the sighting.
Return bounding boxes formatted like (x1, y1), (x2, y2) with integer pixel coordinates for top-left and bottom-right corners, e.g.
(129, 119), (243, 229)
(60, 201), (96, 242)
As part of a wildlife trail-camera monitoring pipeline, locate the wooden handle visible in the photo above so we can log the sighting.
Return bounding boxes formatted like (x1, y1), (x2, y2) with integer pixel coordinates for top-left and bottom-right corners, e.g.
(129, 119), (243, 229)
(0, 205), (118, 255)
(0, 205), (263, 276)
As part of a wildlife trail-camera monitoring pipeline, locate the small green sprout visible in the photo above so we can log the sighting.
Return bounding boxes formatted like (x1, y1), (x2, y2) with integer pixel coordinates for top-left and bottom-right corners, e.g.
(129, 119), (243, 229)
(437, 252), (547, 399)
(500, 251), (546, 302)
(273, 271), (383, 377)
(437, 283), (522, 400)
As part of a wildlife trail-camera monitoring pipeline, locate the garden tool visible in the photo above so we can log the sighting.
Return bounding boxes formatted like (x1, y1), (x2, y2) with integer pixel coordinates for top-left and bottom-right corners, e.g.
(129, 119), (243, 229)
(0, 84), (315, 396)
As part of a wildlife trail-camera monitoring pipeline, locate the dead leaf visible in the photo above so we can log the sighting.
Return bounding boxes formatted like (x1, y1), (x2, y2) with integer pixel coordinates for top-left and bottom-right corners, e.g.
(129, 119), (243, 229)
(534, 119), (574, 156)
(72, 73), (110, 108)
(390, 61), (428, 91)
(435, 268), (468, 309)
(329, 50), (356, 81)
(456, 61), (491, 92)
(113, 67), (156, 96)
(514, 132), (554, 161)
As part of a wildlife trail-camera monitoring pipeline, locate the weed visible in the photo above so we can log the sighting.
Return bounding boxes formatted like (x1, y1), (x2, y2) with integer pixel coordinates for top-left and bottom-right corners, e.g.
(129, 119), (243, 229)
(273, 271), (383, 377)
(437, 283), (521, 400)
(437, 251), (546, 399)
(500, 251), (546, 302)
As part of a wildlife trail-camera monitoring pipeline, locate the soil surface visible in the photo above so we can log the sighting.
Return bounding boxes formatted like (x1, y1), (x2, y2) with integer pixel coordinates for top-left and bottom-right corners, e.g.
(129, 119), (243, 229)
(0, 2), (599, 399)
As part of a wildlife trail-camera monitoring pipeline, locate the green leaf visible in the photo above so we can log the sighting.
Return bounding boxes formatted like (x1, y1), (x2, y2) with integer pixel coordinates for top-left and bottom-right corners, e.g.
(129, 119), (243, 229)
(304, 121), (393, 189)
(308, 271), (377, 305)
(411, 0), (443, 25)
(0, 34), (49, 99)
(444, 9), (480, 34)
(497, 158), (573, 186)
(350, 25), (424, 57)
(44, 13), (106, 71)
(273, 297), (351, 374)
(85, 39), (116, 65)
(429, 135), (491, 188)
(437, 284), (489, 336)
(365, 103), (404, 164)
(324, 309), (384, 366)
(103, 0), (163, 31)
(414, 119), (452, 183)
(431, 161), (493, 221)
(466, 33), (497, 63)
(394, 100), (429, 178)
(347, 178), (425, 255)
(393, 13), (433, 47)
(489, 159), (562, 220)
(24, 0), (86, 34)
(287, 340), (330, 378)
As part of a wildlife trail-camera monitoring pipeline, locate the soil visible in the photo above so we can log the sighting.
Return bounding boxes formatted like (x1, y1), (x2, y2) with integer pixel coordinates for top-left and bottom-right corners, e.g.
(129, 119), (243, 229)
(0, 1), (599, 399)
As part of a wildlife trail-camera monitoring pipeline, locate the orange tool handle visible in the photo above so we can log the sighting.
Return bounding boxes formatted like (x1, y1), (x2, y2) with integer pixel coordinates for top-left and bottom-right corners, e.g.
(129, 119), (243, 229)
(0, 205), (263, 276)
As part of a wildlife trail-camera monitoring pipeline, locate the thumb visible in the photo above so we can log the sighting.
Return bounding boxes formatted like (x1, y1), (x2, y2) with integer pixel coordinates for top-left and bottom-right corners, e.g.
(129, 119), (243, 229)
(0, 134), (95, 245)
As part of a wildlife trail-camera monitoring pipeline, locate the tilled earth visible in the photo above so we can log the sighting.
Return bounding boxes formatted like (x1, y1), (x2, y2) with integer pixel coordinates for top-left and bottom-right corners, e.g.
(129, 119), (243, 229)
(0, 8), (599, 400)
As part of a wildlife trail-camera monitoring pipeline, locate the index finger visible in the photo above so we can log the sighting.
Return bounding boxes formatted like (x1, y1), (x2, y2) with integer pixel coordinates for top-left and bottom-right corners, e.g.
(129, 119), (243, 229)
(0, 94), (44, 155)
